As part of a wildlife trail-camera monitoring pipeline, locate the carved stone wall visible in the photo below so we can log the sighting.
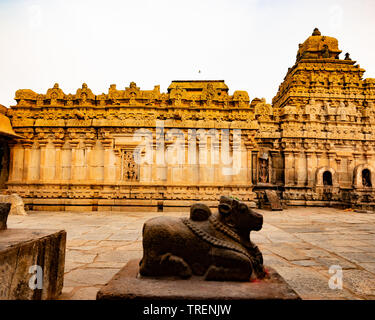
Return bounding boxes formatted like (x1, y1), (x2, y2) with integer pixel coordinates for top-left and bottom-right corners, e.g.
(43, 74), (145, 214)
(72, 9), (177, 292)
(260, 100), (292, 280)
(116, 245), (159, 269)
(6, 80), (268, 211)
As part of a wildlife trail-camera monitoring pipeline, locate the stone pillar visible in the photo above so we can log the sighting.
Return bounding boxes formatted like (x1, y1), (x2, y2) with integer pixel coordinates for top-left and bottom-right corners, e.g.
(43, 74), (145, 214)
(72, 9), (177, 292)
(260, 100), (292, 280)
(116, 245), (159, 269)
(85, 140), (96, 182)
(185, 130), (198, 184)
(251, 151), (258, 185)
(327, 151), (336, 171)
(206, 140), (215, 183)
(22, 141), (33, 182)
(293, 151), (300, 186)
(38, 140), (49, 182)
(305, 151), (314, 187)
(8, 143), (24, 182)
(102, 140), (116, 183)
(155, 142), (167, 182)
(283, 151), (294, 186)
(61, 141), (72, 181)
(155, 126), (167, 182)
(54, 141), (64, 182)
(246, 147), (253, 185)
(69, 140), (80, 181)
(89, 140), (104, 182)
(315, 151), (324, 171)
(36, 140), (57, 182)
(269, 150), (280, 185)
(231, 140), (242, 183)
(352, 152), (361, 186)
(295, 151), (307, 187)
(198, 141), (208, 183)
(114, 149), (122, 183)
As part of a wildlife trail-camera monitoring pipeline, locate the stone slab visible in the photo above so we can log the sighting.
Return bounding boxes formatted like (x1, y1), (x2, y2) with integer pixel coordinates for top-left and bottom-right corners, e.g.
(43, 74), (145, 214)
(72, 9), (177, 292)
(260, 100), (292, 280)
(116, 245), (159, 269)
(96, 259), (300, 300)
(0, 228), (66, 300)
(265, 190), (283, 211)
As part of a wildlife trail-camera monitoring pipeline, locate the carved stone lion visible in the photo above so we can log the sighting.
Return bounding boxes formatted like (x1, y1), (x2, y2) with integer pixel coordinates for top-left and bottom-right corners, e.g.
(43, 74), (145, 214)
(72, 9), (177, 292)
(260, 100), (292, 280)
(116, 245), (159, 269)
(139, 196), (266, 281)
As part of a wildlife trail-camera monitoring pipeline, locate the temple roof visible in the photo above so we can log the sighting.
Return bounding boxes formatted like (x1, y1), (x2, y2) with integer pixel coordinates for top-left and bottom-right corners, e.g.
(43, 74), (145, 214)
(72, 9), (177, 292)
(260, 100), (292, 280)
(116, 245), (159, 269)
(0, 105), (23, 139)
(296, 28), (342, 61)
(168, 80), (229, 93)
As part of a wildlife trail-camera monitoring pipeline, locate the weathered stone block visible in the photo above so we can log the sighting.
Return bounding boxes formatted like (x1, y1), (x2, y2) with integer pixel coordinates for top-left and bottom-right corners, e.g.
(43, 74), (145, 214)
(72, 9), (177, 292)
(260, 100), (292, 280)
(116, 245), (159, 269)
(0, 194), (27, 216)
(0, 229), (66, 300)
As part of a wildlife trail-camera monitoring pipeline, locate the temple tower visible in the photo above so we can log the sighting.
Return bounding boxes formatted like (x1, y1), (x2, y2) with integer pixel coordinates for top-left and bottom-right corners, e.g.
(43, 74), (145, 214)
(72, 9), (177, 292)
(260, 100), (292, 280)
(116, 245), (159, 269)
(272, 28), (375, 208)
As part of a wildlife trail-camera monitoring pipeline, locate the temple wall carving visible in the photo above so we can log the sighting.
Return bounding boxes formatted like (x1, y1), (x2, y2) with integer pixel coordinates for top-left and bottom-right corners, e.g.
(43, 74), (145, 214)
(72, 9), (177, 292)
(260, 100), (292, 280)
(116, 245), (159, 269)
(6, 80), (270, 210)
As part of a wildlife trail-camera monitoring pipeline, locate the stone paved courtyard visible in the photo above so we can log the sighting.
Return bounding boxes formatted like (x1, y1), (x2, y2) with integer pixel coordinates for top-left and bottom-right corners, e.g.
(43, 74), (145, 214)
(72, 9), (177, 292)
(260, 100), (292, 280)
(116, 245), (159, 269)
(7, 207), (375, 300)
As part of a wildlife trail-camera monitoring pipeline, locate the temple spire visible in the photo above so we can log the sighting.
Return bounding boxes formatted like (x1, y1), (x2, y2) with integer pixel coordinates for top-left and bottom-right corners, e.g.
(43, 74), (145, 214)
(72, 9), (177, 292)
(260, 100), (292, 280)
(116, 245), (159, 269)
(312, 27), (321, 36)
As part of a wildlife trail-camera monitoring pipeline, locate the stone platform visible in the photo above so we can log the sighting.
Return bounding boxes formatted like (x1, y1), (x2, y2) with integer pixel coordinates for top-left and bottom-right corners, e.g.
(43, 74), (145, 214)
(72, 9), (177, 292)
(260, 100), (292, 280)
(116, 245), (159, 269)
(0, 228), (66, 300)
(96, 259), (300, 300)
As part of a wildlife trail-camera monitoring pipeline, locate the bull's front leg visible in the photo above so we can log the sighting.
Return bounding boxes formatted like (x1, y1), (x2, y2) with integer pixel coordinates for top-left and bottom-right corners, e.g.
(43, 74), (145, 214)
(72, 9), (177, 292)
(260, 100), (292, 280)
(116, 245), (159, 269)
(160, 253), (192, 279)
(204, 248), (253, 281)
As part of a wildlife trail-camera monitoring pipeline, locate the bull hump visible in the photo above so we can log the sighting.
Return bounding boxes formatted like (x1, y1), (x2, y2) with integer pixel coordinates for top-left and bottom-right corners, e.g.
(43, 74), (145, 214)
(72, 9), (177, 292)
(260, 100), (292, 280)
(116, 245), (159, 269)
(181, 217), (252, 260)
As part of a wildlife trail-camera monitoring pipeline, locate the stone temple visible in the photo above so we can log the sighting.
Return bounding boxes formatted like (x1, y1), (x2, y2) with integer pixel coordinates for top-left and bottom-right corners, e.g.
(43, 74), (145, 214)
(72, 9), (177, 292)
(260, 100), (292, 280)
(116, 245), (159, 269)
(1, 28), (375, 211)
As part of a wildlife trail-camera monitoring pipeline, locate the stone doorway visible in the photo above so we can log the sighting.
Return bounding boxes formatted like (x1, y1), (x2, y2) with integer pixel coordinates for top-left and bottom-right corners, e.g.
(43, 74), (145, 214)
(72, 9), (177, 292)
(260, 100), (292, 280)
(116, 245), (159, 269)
(362, 169), (372, 187)
(323, 171), (333, 186)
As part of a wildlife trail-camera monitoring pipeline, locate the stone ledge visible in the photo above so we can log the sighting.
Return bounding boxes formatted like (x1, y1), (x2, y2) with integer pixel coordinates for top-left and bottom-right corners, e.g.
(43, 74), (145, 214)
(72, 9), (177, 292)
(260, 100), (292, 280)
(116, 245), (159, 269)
(97, 259), (300, 300)
(0, 228), (66, 300)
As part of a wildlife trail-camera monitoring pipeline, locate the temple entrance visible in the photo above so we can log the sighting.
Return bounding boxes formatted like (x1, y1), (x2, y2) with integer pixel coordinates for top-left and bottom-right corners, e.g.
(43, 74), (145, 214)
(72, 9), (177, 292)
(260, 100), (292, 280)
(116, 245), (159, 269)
(323, 171), (333, 186)
(362, 169), (372, 187)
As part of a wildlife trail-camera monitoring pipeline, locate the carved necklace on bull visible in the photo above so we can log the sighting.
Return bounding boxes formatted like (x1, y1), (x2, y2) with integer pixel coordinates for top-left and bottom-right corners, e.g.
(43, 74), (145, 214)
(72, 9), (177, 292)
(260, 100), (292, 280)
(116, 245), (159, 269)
(182, 213), (259, 262)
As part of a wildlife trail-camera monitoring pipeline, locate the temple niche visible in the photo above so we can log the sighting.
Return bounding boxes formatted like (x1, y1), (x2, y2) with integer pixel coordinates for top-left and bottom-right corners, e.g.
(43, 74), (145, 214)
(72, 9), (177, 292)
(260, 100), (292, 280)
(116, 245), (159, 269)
(3, 28), (375, 211)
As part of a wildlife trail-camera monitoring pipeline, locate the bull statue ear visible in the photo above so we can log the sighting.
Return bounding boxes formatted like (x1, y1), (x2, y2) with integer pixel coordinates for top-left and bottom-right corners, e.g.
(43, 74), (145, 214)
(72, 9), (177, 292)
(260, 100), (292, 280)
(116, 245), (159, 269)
(239, 203), (248, 214)
(218, 203), (231, 216)
(190, 203), (211, 221)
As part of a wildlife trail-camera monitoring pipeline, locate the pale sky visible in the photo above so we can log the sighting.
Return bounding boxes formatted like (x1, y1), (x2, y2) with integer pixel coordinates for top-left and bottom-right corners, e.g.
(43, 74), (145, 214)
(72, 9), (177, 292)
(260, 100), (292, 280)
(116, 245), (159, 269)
(0, 0), (374, 107)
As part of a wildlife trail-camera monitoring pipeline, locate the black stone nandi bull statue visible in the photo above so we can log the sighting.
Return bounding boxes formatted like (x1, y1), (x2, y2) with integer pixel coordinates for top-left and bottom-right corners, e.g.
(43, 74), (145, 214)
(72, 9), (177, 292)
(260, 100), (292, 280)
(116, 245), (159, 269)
(140, 196), (266, 282)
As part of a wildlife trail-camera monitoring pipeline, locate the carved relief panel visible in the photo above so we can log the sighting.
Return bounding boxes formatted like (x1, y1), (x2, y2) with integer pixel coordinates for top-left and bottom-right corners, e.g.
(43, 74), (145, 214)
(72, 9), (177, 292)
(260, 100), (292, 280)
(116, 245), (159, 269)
(122, 149), (140, 181)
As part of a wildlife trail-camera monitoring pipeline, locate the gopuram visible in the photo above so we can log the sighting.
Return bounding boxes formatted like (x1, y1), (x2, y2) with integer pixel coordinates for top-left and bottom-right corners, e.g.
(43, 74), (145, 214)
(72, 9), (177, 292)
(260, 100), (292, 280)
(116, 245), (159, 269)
(2, 28), (375, 211)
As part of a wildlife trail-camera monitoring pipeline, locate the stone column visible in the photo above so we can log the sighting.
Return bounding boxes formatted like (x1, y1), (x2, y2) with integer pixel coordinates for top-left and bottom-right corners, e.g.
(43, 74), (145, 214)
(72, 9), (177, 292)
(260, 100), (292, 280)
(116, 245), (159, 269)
(305, 151), (314, 187)
(198, 140), (208, 183)
(89, 140), (104, 182)
(315, 151), (324, 171)
(85, 140), (96, 182)
(22, 141), (33, 182)
(155, 140), (167, 182)
(327, 151), (336, 171)
(163, 128), (183, 184)
(114, 149), (123, 183)
(231, 140), (242, 183)
(283, 151), (294, 186)
(61, 141), (72, 181)
(293, 151), (300, 186)
(246, 147), (253, 185)
(38, 140), (49, 182)
(69, 140), (80, 181)
(269, 150), (281, 185)
(102, 140), (116, 183)
(155, 126), (166, 182)
(54, 141), (64, 182)
(352, 152), (362, 186)
(185, 130), (198, 184)
(251, 151), (258, 185)
(8, 142), (24, 182)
